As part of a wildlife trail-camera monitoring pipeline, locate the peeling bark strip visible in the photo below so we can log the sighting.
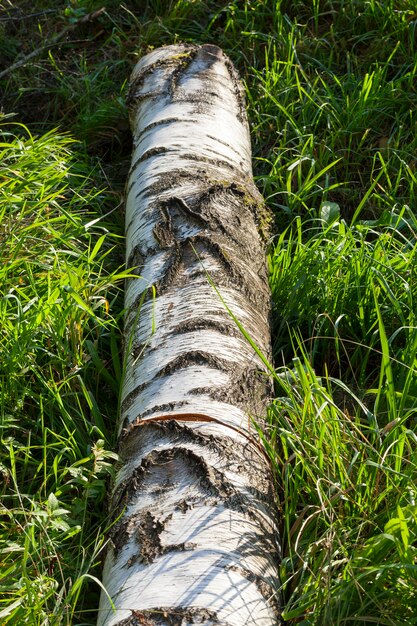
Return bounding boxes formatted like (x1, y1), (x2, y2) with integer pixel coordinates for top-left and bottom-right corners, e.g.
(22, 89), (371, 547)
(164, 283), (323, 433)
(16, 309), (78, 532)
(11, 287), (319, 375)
(98, 44), (281, 626)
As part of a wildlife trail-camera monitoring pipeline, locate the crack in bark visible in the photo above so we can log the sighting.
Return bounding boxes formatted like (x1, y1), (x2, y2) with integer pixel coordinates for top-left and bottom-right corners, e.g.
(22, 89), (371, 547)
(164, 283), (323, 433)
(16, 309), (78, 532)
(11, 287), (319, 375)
(165, 196), (208, 227)
(153, 197), (208, 250)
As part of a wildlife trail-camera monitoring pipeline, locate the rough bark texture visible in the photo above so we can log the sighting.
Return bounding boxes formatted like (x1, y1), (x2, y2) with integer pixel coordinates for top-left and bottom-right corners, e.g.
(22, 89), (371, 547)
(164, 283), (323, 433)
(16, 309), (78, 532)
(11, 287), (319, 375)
(98, 44), (281, 626)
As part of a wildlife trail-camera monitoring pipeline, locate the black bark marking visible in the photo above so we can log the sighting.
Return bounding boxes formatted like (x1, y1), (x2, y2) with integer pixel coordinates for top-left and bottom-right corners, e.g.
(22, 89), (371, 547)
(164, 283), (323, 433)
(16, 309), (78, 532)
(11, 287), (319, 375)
(125, 178), (136, 198)
(127, 510), (198, 567)
(157, 350), (231, 379)
(170, 45), (222, 103)
(171, 44), (244, 127)
(140, 401), (188, 418)
(126, 46), (198, 108)
(206, 180), (271, 244)
(139, 170), (207, 200)
(153, 197), (208, 251)
(168, 49), (199, 99)
(119, 419), (236, 460)
(127, 178), (270, 312)
(153, 203), (174, 248)
(174, 152), (236, 172)
(121, 344), (231, 417)
(129, 149), (237, 175)
(191, 366), (274, 419)
(126, 245), (144, 274)
(120, 380), (149, 415)
(161, 446), (236, 503)
(166, 540), (197, 554)
(111, 446), (248, 536)
(165, 196), (208, 227)
(122, 297), (271, 419)
(119, 421), (273, 490)
(171, 317), (238, 337)
(223, 54), (247, 124)
(112, 423), (278, 527)
(135, 511), (165, 564)
(121, 401), (193, 434)
(191, 233), (234, 272)
(116, 606), (223, 626)
(142, 117), (198, 132)
(149, 235), (235, 297)
(206, 134), (240, 153)
(130, 146), (167, 175)
(122, 181), (269, 404)
(155, 241), (182, 293)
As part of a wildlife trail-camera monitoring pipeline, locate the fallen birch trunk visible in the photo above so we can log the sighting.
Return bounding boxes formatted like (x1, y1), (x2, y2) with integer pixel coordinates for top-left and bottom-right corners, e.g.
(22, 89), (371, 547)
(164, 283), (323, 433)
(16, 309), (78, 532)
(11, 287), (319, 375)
(98, 43), (281, 626)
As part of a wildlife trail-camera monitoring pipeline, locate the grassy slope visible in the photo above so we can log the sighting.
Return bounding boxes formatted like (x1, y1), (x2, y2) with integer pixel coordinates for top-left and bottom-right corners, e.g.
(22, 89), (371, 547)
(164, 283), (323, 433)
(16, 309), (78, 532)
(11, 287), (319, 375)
(0, 1), (416, 624)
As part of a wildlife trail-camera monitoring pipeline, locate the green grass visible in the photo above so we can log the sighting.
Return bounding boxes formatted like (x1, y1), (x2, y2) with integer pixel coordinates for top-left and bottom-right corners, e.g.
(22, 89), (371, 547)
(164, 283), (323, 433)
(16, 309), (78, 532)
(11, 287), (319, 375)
(0, 122), (130, 624)
(269, 351), (417, 624)
(269, 206), (417, 396)
(1, 0), (416, 624)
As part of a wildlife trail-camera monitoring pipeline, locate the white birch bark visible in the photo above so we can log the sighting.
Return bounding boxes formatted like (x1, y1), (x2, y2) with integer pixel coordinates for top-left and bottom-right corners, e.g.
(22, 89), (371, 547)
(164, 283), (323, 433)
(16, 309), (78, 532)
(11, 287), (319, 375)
(98, 44), (281, 626)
